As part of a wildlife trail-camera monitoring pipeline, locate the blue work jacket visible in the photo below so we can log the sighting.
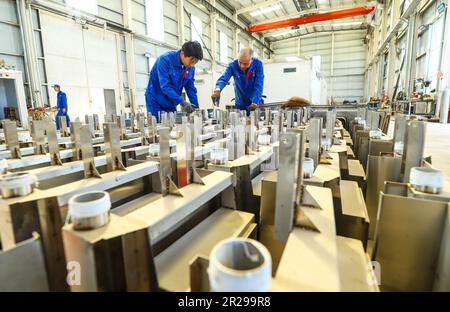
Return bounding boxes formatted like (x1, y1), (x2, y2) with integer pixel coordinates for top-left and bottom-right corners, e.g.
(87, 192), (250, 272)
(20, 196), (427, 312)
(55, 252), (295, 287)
(215, 58), (265, 111)
(57, 91), (68, 111)
(145, 50), (199, 117)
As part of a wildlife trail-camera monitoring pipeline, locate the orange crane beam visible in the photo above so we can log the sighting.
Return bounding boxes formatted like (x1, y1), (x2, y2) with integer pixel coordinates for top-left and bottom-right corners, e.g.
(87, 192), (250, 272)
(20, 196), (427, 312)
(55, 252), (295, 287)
(246, 5), (376, 33)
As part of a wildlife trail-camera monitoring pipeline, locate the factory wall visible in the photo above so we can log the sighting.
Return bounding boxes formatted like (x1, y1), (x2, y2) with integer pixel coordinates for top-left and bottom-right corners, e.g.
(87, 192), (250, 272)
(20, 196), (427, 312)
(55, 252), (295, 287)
(271, 30), (367, 103)
(0, 0), (272, 116)
(0, 0), (29, 101)
(364, 0), (448, 104)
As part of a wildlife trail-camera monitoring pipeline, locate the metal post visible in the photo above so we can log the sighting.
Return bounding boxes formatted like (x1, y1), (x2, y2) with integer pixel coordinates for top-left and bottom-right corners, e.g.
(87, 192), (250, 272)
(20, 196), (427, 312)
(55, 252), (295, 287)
(401, 120), (426, 182)
(2, 120), (22, 159)
(309, 117), (322, 169)
(46, 122), (62, 166)
(274, 132), (300, 242)
(80, 125), (101, 178)
(103, 123), (126, 172)
(30, 119), (46, 155)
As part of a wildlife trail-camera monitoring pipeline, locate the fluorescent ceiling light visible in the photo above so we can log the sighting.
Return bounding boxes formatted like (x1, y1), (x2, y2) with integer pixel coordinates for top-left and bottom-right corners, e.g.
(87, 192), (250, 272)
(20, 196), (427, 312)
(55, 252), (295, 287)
(331, 21), (362, 27)
(250, 4), (283, 17)
(286, 56), (302, 62)
(271, 29), (298, 37)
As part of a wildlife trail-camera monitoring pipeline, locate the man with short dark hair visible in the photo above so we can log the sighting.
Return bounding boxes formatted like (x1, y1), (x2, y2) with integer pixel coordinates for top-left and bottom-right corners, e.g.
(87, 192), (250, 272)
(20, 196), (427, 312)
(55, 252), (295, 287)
(212, 47), (264, 116)
(52, 84), (70, 130)
(145, 41), (203, 118)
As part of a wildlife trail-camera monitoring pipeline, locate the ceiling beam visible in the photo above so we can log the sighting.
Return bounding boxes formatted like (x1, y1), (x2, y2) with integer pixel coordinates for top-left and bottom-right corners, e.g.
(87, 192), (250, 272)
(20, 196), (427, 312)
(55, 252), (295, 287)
(270, 27), (367, 43)
(236, 0), (282, 15)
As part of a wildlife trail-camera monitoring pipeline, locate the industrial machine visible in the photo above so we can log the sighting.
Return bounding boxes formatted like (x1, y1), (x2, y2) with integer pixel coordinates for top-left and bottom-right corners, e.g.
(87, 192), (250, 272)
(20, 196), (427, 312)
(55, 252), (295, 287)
(0, 103), (449, 292)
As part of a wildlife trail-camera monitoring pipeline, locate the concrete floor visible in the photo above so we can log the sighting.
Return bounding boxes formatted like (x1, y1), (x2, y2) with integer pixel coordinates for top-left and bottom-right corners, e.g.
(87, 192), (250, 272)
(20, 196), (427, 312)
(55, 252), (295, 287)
(424, 122), (450, 192)
(387, 118), (450, 192)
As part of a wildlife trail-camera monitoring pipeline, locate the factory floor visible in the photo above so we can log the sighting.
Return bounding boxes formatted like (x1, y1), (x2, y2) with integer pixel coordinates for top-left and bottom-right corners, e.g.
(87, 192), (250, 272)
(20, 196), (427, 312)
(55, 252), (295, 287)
(424, 122), (450, 192)
(388, 117), (450, 192)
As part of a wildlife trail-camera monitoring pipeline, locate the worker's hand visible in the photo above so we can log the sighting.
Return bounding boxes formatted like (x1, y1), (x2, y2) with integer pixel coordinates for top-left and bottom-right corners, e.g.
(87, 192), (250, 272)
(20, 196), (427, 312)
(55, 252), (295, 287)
(212, 90), (221, 98)
(180, 101), (195, 113)
(249, 103), (258, 110)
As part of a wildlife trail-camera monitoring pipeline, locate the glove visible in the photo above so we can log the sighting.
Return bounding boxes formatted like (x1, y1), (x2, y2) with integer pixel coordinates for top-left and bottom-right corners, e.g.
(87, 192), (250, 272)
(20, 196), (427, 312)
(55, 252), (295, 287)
(249, 103), (258, 110)
(180, 101), (195, 113)
(211, 90), (221, 107)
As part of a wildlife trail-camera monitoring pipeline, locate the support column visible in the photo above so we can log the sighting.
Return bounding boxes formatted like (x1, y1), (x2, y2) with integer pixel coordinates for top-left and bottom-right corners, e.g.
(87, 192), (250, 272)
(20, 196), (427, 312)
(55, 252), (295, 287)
(17, 0), (42, 107)
(404, 13), (418, 98)
(435, 1), (450, 119)
(123, 0), (137, 114)
(233, 13), (240, 58)
(330, 32), (335, 97)
(210, 0), (217, 72)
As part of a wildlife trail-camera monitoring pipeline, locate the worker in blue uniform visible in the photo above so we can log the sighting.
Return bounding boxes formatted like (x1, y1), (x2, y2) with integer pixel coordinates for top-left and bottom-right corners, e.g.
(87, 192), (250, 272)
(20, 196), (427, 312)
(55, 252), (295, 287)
(212, 47), (265, 115)
(52, 84), (70, 130)
(145, 41), (203, 119)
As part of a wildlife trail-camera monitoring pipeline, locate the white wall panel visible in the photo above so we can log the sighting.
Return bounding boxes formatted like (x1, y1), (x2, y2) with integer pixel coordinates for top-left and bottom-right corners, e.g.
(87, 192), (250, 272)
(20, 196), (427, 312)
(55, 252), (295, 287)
(40, 11), (122, 119)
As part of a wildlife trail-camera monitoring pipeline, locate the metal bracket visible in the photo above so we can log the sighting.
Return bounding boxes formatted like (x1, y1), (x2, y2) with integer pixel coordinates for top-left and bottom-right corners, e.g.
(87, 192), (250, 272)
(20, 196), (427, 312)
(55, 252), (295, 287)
(30, 120), (46, 156)
(2, 120), (22, 159)
(80, 125), (101, 179)
(46, 122), (63, 166)
(159, 127), (182, 197)
(70, 121), (83, 160)
(59, 116), (70, 137)
(103, 122), (126, 172)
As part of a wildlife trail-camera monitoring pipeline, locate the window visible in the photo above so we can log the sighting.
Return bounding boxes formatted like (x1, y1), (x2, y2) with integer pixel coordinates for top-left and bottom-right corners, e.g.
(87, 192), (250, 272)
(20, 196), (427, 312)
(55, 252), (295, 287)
(65, 0), (98, 15)
(191, 15), (202, 43)
(219, 31), (228, 64)
(145, 0), (164, 42)
(148, 57), (157, 72)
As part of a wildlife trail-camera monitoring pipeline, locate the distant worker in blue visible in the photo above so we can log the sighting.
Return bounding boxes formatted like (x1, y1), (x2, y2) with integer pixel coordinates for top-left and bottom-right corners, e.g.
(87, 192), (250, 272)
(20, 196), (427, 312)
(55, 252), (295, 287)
(212, 47), (265, 115)
(52, 84), (70, 130)
(145, 41), (203, 119)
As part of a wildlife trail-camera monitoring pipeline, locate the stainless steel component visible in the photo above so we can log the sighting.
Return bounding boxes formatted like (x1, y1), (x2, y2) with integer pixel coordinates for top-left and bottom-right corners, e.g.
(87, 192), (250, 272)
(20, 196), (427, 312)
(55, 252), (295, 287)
(70, 121), (82, 160)
(159, 127), (181, 196)
(271, 112), (280, 143)
(193, 114), (202, 146)
(85, 115), (95, 137)
(103, 123), (126, 172)
(0, 233), (49, 291)
(2, 120), (22, 159)
(62, 215), (158, 291)
(401, 120), (426, 182)
(297, 110), (303, 126)
(246, 112), (257, 153)
(93, 114), (100, 130)
(46, 122), (63, 166)
(372, 182), (449, 291)
(286, 110), (293, 129)
(176, 124), (192, 188)
(308, 117), (322, 170)
(116, 115), (127, 140)
(265, 108), (270, 125)
(393, 114), (407, 147)
(274, 132), (300, 242)
(136, 113), (147, 145)
(69, 192), (111, 230)
(80, 125), (102, 178)
(325, 109), (337, 149)
(367, 111), (380, 131)
(59, 115), (70, 137)
(228, 112), (245, 161)
(30, 119), (47, 155)
(0, 172), (37, 198)
(287, 128), (306, 205)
